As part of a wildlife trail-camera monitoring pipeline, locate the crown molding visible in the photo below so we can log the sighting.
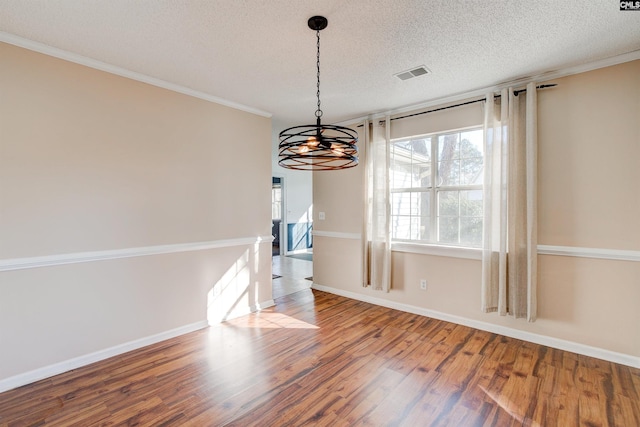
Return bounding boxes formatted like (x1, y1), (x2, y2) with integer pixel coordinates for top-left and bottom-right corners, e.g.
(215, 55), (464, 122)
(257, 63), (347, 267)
(334, 49), (640, 127)
(0, 32), (272, 118)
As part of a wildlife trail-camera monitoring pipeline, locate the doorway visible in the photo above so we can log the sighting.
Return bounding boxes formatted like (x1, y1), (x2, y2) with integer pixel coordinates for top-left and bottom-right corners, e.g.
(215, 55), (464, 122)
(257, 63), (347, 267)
(272, 177), (283, 256)
(271, 175), (313, 298)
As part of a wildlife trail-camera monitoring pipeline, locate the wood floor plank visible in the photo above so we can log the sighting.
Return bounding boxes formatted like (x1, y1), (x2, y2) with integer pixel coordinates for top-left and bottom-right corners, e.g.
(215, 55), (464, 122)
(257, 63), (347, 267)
(336, 367), (407, 424)
(0, 289), (638, 426)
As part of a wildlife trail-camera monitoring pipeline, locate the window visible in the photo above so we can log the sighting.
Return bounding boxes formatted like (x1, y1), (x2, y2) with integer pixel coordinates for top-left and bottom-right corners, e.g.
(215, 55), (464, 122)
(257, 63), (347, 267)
(390, 127), (484, 248)
(272, 185), (282, 220)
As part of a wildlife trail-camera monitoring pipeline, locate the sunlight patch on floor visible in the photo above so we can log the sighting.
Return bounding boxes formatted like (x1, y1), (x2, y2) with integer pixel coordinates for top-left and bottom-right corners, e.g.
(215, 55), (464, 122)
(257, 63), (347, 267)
(225, 312), (319, 329)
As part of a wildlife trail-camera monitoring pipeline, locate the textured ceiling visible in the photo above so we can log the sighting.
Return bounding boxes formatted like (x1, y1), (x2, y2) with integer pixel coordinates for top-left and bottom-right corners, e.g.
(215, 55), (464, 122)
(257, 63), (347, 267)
(1, 1), (639, 130)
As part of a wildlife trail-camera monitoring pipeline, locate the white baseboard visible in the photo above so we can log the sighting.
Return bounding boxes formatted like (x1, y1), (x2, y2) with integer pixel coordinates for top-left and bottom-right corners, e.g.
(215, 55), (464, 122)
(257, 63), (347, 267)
(0, 321), (209, 394)
(0, 296), (278, 394)
(311, 283), (640, 369)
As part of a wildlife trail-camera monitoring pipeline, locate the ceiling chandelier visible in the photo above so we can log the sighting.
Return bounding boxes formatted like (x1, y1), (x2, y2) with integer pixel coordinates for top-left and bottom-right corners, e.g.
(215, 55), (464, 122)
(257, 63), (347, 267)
(278, 16), (358, 171)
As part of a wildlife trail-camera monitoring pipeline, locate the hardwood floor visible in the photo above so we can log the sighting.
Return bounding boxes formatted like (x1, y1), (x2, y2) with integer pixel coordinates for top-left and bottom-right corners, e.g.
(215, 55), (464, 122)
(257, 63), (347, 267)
(271, 255), (312, 299)
(1, 289), (639, 426)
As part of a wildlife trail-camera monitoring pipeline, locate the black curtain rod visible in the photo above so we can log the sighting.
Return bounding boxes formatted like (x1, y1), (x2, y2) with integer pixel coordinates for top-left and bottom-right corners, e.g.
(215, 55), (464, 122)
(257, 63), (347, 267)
(389, 98), (484, 123)
(357, 84), (557, 127)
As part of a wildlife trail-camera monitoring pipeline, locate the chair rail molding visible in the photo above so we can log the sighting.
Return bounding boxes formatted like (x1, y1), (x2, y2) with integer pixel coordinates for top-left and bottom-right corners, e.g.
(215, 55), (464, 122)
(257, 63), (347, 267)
(312, 231), (639, 263)
(537, 245), (640, 262)
(312, 230), (362, 240)
(0, 235), (274, 272)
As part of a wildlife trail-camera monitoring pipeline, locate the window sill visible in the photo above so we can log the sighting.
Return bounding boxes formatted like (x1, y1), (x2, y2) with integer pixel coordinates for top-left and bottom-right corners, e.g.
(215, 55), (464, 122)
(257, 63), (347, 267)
(391, 242), (482, 260)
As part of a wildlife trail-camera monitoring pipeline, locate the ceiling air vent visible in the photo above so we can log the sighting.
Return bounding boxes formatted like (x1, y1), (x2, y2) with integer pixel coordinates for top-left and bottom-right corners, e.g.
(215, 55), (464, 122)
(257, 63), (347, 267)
(394, 66), (430, 81)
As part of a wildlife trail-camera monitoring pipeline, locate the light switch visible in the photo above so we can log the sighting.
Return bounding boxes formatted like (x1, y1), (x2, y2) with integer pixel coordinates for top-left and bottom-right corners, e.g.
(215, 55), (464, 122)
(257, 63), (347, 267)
(319, 212), (326, 220)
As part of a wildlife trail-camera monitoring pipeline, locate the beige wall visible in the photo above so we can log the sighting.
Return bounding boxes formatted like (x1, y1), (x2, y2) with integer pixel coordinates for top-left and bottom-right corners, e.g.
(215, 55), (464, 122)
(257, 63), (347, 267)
(314, 60), (640, 360)
(538, 60), (640, 250)
(0, 43), (273, 382)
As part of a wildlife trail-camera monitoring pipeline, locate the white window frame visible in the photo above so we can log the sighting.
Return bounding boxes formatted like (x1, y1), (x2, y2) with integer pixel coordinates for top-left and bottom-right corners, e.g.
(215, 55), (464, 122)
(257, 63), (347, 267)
(389, 125), (484, 255)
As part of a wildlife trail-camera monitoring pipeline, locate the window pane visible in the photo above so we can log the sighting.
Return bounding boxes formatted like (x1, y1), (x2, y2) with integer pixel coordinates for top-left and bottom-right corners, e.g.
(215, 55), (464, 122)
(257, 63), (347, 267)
(438, 159), (460, 186)
(391, 192), (411, 216)
(459, 190), (482, 247)
(460, 217), (483, 247)
(438, 217), (459, 244)
(461, 158), (483, 185)
(413, 192), (430, 240)
(391, 137), (432, 190)
(411, 138), (430, 189)
(391, 191), (430, 241)
(391, 162), (412, 189)
(391, 216), (411, 240)
(410, 138), (431, 162)
(412, 162), (431, 187)
(460, 130), (484, 185)
(412, 215), (431, 241)
(391, 141), (412, 189)
(412, 191), (430, 216)
(460, 129), (484, 156)
(438, 133), (460, 160)
(460, 190), (483, 217)
(272, 188), (281, 219)
(438, 133), (460, 186)
(438, 191), (459, 217)
(438, 190), (460, 244)
(409, 217), (418, 240)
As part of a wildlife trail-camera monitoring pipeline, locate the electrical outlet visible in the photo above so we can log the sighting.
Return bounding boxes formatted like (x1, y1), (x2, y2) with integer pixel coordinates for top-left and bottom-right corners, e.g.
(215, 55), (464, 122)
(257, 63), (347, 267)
(420, 279), (427, 290)
(319, 212), (326, 220)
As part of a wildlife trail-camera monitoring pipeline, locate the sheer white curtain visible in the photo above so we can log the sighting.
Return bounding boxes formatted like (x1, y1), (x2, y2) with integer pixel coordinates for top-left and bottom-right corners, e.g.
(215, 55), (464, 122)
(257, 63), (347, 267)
(362, 116), (391, 292)
(482, 83), (538, 321)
